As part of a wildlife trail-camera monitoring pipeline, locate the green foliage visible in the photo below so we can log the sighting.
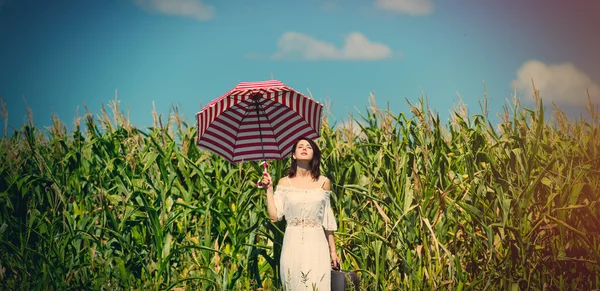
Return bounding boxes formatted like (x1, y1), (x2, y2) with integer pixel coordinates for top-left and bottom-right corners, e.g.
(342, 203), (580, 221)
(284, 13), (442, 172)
(1, 93), (599, 290)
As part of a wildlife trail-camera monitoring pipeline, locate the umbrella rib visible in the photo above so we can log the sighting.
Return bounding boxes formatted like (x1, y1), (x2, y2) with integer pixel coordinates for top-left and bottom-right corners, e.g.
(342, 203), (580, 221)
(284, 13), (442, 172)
(257, 92), (281, 158)
(235, 98), (255, 162)
(253, 95), (266, 162)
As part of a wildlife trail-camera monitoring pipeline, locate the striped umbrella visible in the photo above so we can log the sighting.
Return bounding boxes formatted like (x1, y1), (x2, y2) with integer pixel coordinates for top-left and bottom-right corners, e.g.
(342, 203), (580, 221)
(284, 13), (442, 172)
(195, 80), (324, 164)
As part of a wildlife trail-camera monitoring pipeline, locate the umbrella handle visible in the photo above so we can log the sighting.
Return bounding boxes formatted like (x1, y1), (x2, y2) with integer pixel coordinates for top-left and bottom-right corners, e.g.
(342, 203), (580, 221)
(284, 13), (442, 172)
(257, 161), (270, 188)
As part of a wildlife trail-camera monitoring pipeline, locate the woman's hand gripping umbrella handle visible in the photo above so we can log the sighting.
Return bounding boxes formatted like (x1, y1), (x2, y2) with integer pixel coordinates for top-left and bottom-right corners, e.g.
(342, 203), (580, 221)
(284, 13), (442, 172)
(257, 161), (272, 188)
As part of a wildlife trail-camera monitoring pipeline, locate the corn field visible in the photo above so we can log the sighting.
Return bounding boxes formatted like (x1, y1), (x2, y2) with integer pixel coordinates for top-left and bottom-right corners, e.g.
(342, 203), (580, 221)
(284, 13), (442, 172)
(0, 91), (599, 290)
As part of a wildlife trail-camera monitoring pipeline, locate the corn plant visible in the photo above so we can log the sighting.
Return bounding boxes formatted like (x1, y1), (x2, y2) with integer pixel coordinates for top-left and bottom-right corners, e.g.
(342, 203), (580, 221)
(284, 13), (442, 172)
(1, 88), (599, 290)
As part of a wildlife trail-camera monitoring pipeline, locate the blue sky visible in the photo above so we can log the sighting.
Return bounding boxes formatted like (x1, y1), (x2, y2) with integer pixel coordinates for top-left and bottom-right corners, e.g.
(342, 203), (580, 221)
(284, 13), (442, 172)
(1, 0), (599, 136)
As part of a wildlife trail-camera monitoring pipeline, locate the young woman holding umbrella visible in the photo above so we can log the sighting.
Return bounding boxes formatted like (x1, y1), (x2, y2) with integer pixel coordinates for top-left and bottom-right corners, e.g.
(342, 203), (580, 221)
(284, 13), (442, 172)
(260, 137), (340, 290)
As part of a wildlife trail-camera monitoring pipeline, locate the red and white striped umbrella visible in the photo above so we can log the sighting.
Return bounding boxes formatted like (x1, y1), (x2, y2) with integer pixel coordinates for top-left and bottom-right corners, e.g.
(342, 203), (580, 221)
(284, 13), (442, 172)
(195, 80), (324, 163)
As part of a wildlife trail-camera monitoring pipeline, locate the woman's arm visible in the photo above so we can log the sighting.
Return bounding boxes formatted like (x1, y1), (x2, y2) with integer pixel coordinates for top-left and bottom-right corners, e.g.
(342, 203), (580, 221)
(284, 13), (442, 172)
(325, 230), (340, 268)
(263, 171), (279, 222)
(322, 178), (341, 268)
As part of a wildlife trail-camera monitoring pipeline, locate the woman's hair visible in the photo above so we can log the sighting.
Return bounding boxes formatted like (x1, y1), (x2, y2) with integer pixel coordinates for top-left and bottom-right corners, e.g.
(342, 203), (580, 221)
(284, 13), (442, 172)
(288, 137), (321, 181)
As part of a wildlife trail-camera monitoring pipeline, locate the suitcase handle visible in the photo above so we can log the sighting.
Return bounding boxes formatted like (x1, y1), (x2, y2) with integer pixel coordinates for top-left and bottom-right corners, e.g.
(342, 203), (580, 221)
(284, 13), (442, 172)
(332, 261), (341, 271)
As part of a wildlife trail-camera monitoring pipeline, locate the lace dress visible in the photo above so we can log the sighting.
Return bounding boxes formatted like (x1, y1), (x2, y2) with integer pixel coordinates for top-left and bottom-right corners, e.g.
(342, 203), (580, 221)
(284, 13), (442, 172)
(273, 177), (338, 291)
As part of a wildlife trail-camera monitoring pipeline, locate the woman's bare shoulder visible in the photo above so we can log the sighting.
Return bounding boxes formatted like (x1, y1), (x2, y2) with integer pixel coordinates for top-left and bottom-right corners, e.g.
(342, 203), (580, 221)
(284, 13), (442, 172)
(320, 176), (331, 190)
(277, 176), (289, 186)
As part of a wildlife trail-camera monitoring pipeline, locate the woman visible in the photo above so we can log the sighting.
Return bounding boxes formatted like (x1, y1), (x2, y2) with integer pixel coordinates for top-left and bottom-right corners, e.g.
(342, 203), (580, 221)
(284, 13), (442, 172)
(260, 137), (340, 291)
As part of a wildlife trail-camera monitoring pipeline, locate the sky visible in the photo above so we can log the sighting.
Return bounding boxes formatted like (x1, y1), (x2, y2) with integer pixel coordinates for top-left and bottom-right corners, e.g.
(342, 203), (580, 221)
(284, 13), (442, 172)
(1, 0), (599, 136)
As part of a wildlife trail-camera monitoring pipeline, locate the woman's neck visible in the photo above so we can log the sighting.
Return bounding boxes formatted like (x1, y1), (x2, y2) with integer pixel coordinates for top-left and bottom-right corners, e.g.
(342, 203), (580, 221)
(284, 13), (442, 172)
(296, 168), (311, 178)
(295, 162), (313, 179)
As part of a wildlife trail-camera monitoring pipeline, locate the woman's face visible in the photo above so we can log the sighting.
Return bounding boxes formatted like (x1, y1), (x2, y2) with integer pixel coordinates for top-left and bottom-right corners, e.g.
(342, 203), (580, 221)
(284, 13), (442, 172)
(293, 139), (314, 161)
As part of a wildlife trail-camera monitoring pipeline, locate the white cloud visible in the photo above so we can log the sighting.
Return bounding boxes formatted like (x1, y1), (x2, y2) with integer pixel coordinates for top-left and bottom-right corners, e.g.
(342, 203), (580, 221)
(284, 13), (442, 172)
(375, 0), (435, 15)
(271, 32), (394, 61)
(516, 60), (600, 106)
(133, 0), (215, 21)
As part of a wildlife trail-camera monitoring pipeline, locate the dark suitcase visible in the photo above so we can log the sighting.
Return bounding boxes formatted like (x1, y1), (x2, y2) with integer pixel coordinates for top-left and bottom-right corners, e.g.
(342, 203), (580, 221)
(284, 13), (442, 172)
(331, 265), (359, 291)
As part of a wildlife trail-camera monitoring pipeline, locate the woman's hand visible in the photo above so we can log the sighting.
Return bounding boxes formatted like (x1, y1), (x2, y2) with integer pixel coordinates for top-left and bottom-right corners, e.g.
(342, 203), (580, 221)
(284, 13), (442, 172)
(258, 171), (272, 189)
(330, 251), (341, 270)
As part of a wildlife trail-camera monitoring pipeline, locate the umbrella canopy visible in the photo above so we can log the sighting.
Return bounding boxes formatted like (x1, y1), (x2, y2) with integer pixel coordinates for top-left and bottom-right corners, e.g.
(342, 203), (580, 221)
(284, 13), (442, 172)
(196, 80), (324, 163)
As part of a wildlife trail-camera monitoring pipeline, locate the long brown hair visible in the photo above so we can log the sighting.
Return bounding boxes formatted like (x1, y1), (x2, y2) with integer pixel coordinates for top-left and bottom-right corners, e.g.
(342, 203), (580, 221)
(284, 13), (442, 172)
(288, 137), (321, 181)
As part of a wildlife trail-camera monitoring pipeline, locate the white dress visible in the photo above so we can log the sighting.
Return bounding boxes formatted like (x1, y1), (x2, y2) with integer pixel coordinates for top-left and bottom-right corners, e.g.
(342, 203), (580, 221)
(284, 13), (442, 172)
(273, 177), (338, 291)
